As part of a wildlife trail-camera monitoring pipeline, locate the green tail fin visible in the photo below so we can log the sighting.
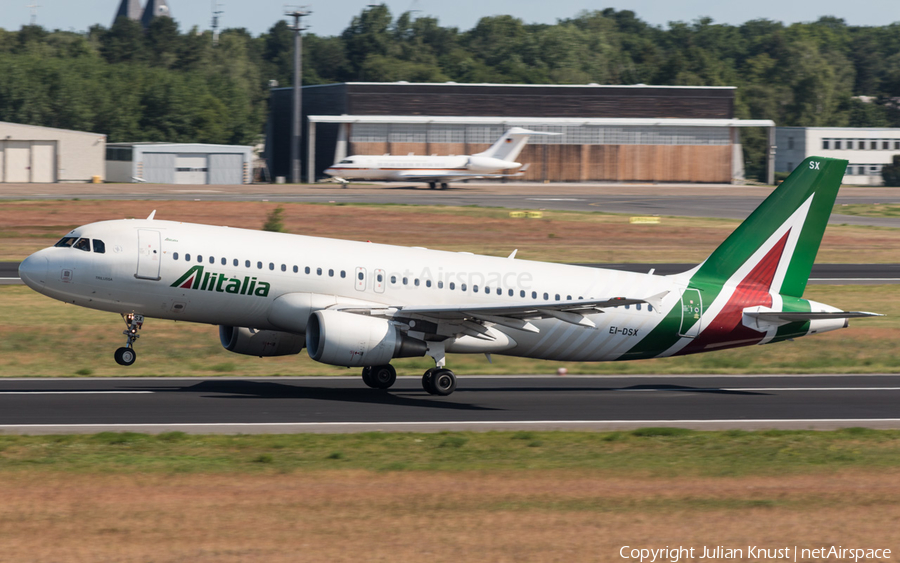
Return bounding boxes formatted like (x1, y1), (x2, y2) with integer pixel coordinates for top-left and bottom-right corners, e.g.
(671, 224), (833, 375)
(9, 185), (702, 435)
(691, 157), (847, 297)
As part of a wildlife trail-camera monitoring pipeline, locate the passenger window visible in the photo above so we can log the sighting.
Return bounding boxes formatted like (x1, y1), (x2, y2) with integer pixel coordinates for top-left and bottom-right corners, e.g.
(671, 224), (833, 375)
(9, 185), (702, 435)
(317, 268), (322, 275)
(305, 267), (310, 274)
(648, 304), (653, 312)
(186, 254), (191, 261)
(438, 281), (443, 289)
(257, 261), (263, 269)
(474, 285), (479, 293)
(567, 295), (572, 300)
(425, 280), (431, 287)
(450, 282), (455, 290)
(555, 294), (560, 301)
(485, 286), (490, 293)
(245, 260), (250, 268)
(282, 264), (287, 272)
(341, 271), (346, 278)
(357, 272), (364, 280)
(198, 255), (203, 263)
(221, 258), (226, 265)
(92, 240), (105, 254)
(532, 291), (537, 299)
(543, 293), (548, 300)
(269, 263), (274, 270)
(636, 303), (642, 310)
(461, 283), (467, 291)
(498, 288), (502, 295)
(209, 256), (215, 264)
(293, 265), (298, 273)
(625, 304), (630, 309)
(414, 279), (420, 286)
(54, 236), (78, 248)
(73, 238), (91, 252)
(234, 259), (239, 267)
(329, 269), (334, 277)
(520, 290), (525, 297)
(173, 252), (179, 260)
(403, 277), (408, 285)
(391, 275), (397, 284)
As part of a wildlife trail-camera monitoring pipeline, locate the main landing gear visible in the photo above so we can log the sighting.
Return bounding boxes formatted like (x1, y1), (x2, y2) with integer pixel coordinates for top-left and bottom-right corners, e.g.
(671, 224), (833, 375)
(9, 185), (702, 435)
(421, 367), (456, 396)
(114, 313), (143, 366)
(361, 364), (397, 389)
(427, 182), (450, 190)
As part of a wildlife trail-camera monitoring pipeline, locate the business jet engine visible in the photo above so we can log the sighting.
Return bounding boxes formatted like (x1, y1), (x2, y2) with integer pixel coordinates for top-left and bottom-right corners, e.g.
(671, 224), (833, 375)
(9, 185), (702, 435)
(306, 310), (428, 367)
(219, 326), (306, 357)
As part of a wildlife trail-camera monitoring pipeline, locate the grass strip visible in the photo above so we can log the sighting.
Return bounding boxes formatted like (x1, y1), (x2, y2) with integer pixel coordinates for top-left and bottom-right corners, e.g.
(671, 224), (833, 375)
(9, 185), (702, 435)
(1, 428), (899, 476)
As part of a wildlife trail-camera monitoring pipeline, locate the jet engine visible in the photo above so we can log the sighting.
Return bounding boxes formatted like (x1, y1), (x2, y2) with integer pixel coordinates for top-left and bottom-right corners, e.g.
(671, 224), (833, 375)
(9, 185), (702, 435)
(306, 310), (427, 367)
(467, 156), (521, 173)
(219, 326), (305, 357)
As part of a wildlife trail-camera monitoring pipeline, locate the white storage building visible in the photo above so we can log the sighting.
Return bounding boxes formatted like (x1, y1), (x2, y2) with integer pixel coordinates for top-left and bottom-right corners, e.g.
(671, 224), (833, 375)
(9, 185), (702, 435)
(106, 143), (253, 184)
(776, 127), (900, 185)
(0, 121), (106, 183)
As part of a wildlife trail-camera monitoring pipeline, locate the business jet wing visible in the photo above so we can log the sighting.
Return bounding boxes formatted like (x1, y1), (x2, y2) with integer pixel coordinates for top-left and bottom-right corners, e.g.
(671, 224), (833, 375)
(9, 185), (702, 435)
(395, 170), (525, 182)
(337, 292), (669, 334)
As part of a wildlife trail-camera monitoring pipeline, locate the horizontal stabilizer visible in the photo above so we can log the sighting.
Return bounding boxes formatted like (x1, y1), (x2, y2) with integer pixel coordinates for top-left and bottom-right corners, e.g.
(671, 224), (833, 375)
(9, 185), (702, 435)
(745, 311), (883, 322)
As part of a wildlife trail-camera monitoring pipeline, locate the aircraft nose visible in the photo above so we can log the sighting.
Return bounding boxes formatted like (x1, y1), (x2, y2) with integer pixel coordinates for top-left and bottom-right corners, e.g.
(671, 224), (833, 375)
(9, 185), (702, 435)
(18, 252), (48, 291)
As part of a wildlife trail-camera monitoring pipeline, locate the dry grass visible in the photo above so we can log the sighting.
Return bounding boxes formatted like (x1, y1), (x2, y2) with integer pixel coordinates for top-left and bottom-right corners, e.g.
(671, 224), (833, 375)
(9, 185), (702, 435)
(1, 470), (897, 562)
(1, 199), (898, 263)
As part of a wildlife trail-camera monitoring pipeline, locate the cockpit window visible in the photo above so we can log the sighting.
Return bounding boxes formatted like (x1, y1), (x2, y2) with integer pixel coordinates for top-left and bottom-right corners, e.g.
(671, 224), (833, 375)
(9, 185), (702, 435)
(73, 238), (91, 252)
(92, 239), (106, 254)
(54, 236), (78, 248)
(339, 159), (352, 164)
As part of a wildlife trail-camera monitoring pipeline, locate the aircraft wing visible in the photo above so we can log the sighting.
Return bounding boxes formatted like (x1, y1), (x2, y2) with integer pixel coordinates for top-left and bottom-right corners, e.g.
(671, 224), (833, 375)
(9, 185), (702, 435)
(395, 170), (525, 182)
(337, 292), (669, 334)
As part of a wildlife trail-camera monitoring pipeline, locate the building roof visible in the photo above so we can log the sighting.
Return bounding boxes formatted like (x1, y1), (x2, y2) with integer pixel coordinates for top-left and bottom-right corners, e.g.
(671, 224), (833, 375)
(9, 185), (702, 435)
(113, 0), (142, 23)
(0, 120), (106, 138)
(307, 115), (774, 128)
(141, 0), (172, 28)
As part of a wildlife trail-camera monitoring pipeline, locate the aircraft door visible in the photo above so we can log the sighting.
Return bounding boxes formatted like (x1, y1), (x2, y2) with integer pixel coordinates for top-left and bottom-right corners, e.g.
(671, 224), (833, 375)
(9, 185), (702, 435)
(135, 230), (162, 281)
(678, 288), (704, 337)
(355, 267), (366, 291)
(374, 269), (385, 293)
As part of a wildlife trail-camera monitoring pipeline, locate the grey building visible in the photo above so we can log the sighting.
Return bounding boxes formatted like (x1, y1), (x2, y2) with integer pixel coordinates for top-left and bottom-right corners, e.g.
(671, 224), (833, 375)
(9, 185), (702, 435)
(0, 121), (106, 183)
(105, 143), (252, 184)
(776, 127), (900, 185)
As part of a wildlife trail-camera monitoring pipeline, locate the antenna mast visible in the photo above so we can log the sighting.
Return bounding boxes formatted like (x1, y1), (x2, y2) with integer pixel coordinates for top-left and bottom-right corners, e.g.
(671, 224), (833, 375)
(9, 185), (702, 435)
(284, 5), (311, 184)
(26, 2), (40, 25)
(212, 1), (224, 46)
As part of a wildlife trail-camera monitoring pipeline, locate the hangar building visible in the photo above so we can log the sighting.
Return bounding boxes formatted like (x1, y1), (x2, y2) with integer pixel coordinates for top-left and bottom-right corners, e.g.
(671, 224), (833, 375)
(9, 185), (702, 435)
(0, 121), (106, 183)
(266, 82), (775, 184)
(106, 143), (253, 184)
(776, 127), (900, 186)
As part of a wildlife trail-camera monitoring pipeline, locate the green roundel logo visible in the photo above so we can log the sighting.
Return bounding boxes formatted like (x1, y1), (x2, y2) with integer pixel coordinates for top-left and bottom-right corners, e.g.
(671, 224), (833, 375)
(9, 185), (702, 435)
(171, 265), (270, 297)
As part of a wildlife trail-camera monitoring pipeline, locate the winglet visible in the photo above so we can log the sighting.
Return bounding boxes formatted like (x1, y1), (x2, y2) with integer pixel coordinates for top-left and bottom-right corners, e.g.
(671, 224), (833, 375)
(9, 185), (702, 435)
(147, 210), (157, 220)
(508, 249), (518, 259)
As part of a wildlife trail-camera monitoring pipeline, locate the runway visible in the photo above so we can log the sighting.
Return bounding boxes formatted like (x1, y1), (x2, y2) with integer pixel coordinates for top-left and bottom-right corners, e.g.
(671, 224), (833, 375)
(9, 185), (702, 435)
(1, 375), (899, 434)
(1, 182), (898, 227)
(3, 262), (899, 285)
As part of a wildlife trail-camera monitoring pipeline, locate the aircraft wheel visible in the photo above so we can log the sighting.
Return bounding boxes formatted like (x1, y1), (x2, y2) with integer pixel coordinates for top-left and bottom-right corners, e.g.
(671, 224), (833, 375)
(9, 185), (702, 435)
(431, 369), (456, 396)
(370, 364), (397, 389)
(440, 182), (449, 190)
(361, 366), (376, 388)
(114, 347), (136, 366)
(422, 368), (438, 394)
(428, 182), (437, 189)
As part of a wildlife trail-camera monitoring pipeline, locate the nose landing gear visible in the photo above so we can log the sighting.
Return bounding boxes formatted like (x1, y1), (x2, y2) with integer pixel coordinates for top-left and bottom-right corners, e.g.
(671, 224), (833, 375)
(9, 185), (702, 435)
(114, 313), (143, 366)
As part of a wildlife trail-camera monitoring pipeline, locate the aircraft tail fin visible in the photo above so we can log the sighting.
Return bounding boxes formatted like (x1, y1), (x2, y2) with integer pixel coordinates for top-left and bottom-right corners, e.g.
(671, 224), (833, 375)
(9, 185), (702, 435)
(689, 157), (847, 298)
(475, 128), (557, 162)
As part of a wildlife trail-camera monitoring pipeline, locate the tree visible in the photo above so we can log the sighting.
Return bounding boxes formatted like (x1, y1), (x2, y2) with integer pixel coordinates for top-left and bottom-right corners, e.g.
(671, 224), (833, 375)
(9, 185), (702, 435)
(882, 155), (900, 187)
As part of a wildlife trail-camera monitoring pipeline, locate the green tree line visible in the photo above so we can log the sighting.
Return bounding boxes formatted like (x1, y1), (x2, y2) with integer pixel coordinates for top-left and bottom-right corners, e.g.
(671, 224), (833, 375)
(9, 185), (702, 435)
(1, 6), (899, 179)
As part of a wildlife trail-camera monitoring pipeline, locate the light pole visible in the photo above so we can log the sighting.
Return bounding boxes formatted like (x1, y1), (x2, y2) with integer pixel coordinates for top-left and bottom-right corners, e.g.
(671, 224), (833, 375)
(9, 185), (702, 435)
(285, 6), (311, 184)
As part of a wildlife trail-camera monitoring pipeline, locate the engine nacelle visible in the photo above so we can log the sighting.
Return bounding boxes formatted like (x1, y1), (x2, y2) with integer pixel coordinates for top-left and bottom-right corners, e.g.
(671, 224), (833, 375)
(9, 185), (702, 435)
(306, 310), (427, 367)
(467, 156), (521, 173)
(219, 326), (305, 357)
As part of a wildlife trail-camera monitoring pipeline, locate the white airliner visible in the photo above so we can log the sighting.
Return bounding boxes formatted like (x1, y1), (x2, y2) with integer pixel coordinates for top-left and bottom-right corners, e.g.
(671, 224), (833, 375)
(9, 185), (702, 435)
(19, 158), (878, 396)
(323, 127), (553, 189)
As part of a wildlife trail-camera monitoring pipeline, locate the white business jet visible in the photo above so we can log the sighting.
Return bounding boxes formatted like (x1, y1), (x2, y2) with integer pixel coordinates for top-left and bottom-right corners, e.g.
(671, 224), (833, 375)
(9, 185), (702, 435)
(19, 158), (878, 396)
(323, 127), (552, 189)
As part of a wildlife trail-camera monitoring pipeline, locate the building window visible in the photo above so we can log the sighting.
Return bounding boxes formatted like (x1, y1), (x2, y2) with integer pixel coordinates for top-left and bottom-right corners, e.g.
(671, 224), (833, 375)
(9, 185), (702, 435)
(822, 140), (830, 150)
(884, 141), (890, 150)
(859, 166), (865, 175)
(895, 141), (899, 150)
(835, 141), (842, 150)
(871, 141), (878, 150)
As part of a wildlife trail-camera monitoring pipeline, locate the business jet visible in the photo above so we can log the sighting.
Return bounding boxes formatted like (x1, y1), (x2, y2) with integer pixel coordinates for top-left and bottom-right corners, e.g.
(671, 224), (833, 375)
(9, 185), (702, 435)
(19, 157), (878, 396)
(323, 127), (553, 189)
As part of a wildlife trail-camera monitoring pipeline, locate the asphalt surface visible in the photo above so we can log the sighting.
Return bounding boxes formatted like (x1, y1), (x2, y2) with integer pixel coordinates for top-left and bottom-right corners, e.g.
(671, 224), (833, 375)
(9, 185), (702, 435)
(0, 375), (898, 434)
(6, 262), (900, 284)
(2, 182), (899, 227)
